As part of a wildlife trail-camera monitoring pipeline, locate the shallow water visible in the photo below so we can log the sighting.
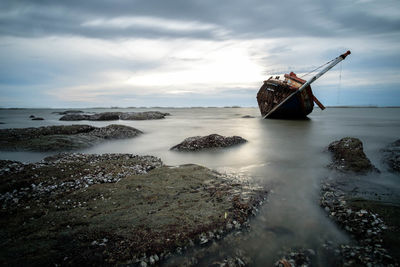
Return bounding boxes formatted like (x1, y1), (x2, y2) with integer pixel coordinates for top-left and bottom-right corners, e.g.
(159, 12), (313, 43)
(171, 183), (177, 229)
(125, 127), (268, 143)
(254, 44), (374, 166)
(1, 107), (400, 265)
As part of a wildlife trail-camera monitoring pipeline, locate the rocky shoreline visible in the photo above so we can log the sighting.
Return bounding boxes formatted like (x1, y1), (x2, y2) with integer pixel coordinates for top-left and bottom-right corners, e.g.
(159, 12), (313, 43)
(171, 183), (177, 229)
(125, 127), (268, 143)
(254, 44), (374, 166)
(0, 124), (142, 151)
(382, 139), (400, 173)
(59, 111), (170, 121)
(319, 137), (400, 266)
(272, 137), (400, 267)
(1, 128), (399, 266)
(0, 153), (267, 266)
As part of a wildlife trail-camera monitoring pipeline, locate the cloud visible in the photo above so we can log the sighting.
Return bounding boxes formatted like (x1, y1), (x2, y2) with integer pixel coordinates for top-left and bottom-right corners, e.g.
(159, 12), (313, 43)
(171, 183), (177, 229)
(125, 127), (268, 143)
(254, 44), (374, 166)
(1, 0), (399, 40)
(0, 0), (400, 107)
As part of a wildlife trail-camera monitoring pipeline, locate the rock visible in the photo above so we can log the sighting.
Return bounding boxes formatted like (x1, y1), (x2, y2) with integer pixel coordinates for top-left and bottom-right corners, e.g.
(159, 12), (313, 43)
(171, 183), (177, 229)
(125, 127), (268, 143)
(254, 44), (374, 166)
(0, 157), (266, 266)
(31, 117), (44, 120)
(120, 111), (169, 120)
(382, 139), (400, 173)
(241, 115), (255, 118)
(29, 115), (35, 118)
(320, 180), (398, 266)
(59, 111), (169, 121)
(52, 110), (84, 115)
(274, 249), (313, 267)
(0, 124), (142, 151)
(90, 112), (122, 121)
(59, 113), (122, 121)
(170, 134), (247, 151)
(328, 137), (378, 173)
(88, 124), (142, 139)
(306, 249), (316, 256)
(59, 114), (92, 121)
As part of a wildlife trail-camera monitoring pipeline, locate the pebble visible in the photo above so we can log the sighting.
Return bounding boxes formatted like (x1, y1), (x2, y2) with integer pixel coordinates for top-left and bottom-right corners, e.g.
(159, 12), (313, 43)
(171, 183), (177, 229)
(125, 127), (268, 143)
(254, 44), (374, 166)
(274, 248), (313, 267)
(149, 256), (155, 265)
(0, 154), (163, 209)
(320, 180), (396, 266)
(199, 234), (209, 245)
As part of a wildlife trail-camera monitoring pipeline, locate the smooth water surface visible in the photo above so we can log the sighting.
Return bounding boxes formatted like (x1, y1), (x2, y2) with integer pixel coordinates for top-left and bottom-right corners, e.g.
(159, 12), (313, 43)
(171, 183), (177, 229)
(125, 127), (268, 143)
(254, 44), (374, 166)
(1, 107), (399, 265)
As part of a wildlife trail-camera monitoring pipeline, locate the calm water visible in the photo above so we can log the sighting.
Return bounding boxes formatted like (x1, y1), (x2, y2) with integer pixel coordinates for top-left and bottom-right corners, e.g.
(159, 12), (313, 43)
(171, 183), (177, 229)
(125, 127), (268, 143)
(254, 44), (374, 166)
(1, 107), (400, 265)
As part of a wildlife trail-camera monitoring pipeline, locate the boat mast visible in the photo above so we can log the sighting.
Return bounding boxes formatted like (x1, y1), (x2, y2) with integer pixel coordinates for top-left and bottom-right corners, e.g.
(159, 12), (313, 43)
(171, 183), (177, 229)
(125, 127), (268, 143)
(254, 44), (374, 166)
(264, 50), (351, 118)
(297, 50), (351, 93)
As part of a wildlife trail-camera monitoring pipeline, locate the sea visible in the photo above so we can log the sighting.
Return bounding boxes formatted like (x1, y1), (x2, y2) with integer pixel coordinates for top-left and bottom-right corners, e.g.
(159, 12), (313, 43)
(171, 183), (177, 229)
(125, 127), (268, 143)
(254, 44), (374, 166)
(1, 107), (399, 265)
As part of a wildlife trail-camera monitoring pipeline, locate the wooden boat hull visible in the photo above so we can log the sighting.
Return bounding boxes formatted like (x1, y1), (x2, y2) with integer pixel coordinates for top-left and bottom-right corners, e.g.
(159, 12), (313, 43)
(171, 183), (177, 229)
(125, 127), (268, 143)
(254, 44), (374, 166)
(257, 51), (350, 119)
(256, 79), (314, 119)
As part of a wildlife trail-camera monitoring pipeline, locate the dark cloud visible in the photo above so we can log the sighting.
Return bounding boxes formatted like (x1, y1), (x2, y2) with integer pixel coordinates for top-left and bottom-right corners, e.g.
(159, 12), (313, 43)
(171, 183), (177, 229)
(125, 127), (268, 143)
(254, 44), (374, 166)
(1, 0), (399, 40)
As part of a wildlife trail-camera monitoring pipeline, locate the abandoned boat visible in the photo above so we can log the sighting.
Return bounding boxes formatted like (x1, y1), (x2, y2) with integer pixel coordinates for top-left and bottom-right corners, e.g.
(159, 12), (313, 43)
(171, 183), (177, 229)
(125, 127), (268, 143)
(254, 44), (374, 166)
(257, 50), (351, 119)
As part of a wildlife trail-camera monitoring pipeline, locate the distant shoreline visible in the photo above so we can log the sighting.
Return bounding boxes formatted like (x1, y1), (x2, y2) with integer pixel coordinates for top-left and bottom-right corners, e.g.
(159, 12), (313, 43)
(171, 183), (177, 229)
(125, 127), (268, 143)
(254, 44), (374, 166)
(0, 106), (399, 110)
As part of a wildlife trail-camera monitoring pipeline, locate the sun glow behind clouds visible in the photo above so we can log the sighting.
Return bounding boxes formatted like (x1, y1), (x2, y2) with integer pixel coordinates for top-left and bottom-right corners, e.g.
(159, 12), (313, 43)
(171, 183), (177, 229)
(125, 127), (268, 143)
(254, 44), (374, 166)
(2, 31), (399, 106)
(125, 40), (265, 91)
(20, 36), (268, 103)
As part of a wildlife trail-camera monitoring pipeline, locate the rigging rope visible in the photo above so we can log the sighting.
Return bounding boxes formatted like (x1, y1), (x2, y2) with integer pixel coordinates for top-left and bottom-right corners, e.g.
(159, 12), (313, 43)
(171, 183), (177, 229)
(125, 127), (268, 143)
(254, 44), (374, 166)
(337, 61), (342, 104)
(300, 58), (335, 78)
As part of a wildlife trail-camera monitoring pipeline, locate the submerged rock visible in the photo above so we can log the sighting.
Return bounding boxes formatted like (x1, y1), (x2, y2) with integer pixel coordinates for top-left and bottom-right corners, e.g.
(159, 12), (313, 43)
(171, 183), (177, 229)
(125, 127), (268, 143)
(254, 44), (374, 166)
(241, 115), (255, 118)
(170, 134), (247, 151)
(328, 137), (378, 173)
(382, 139), (400, 173)
(59, 111), (169, 121)
(0, 124), (142, 151)
(31, 117), (44, 120)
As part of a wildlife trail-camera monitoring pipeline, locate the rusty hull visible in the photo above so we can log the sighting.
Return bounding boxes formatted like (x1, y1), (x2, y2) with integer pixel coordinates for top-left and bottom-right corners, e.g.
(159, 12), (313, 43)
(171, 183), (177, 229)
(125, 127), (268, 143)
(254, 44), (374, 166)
(256, 72), (323, 119)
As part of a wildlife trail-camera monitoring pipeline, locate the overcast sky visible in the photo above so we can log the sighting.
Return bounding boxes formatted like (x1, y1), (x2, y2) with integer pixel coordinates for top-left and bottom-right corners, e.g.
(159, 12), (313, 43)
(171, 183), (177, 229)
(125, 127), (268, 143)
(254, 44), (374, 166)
(1, 0), (399, 107)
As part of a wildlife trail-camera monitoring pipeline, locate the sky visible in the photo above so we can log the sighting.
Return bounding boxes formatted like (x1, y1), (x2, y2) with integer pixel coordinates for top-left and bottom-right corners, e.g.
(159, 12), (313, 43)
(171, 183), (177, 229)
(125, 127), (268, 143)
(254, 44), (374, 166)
(0, 0), (400, 108)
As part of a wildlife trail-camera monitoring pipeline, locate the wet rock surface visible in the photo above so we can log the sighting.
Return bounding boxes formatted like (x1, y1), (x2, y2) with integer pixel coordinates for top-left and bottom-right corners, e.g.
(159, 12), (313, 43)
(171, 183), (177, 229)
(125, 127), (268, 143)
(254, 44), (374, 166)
(170, 134), (247, 151)
(317, 137), (400, 266)
(274, 248), (315, 267)
(0, 124), (142, 151)
(0, 154), (267, 266)
(160, 199), (268, 267)
(328, 137), (378, 173)
(382, 139), (400, 173)
(320, 181), (397, 266)
(52, 110), (84, 115)
(274, 138), (400, 266)
(59, 111), (170, 121)
(0, 153), (163, 209)
(119, 111), (170, 120)
(29, 115), (45, 120)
